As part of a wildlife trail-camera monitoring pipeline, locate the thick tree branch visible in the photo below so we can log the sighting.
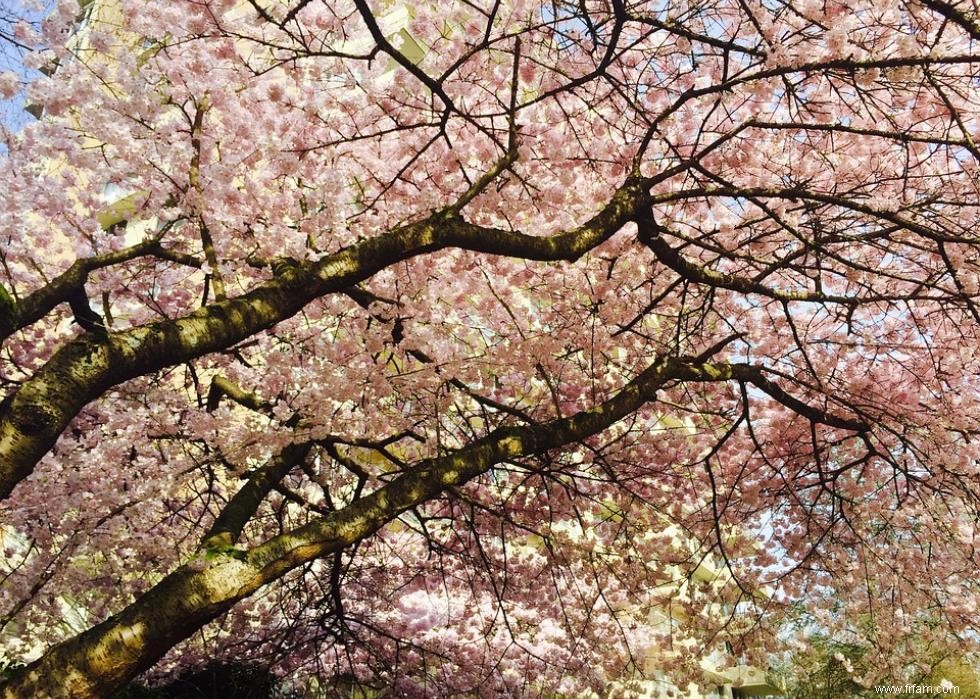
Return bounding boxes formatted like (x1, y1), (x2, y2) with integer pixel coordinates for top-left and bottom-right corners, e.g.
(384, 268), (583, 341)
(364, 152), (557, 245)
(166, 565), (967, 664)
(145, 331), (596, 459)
(0, 238), (177, 344)
(919, 0), (980, 41)
(0, 177), (650, 501)
(0, 353), (864, 698)
(200, 441), (313, 549)
(205, 375), (272, 415)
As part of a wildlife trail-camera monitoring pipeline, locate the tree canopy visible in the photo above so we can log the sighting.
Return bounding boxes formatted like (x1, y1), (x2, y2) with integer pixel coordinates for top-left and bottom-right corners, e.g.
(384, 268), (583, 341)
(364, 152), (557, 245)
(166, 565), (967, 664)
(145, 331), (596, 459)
(1, 0), (979, 696)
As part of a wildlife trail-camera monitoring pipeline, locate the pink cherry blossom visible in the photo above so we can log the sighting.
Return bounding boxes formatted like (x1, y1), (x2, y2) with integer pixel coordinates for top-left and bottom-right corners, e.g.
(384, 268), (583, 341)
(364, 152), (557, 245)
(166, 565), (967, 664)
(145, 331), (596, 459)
(0, 0), (979, 696)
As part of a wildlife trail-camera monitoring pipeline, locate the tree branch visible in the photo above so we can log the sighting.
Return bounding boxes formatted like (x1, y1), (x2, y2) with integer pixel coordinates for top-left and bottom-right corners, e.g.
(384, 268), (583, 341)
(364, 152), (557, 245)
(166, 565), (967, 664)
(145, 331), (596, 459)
(0, 176), (650, 501)
(0, 354), (865, 697)
(200, 441), (313, 549)
(635, 209), (856, 304)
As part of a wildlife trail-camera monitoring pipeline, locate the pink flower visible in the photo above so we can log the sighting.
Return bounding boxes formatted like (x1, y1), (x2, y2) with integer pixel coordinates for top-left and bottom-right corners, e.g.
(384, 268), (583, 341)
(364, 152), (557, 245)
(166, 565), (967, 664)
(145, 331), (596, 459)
(0, 72), (19, 100)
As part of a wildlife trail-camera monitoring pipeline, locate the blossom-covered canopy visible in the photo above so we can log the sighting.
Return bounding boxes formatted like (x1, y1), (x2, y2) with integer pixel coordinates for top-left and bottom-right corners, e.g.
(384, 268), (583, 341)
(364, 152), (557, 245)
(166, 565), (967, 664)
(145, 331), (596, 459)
(1, 0), (979, 696)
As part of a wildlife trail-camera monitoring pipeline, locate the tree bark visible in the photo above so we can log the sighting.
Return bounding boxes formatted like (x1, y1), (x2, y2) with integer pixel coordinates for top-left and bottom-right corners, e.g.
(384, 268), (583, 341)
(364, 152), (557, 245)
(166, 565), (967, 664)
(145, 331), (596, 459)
(1, 352), (770, 698)
(0, 177), (650, 502)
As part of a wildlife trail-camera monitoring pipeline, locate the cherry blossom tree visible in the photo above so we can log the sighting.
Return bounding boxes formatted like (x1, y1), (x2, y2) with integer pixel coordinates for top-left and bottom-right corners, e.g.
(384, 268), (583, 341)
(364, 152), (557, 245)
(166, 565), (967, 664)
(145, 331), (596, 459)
(1, 2), (54, 134)
(1, 0), (979, 696)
